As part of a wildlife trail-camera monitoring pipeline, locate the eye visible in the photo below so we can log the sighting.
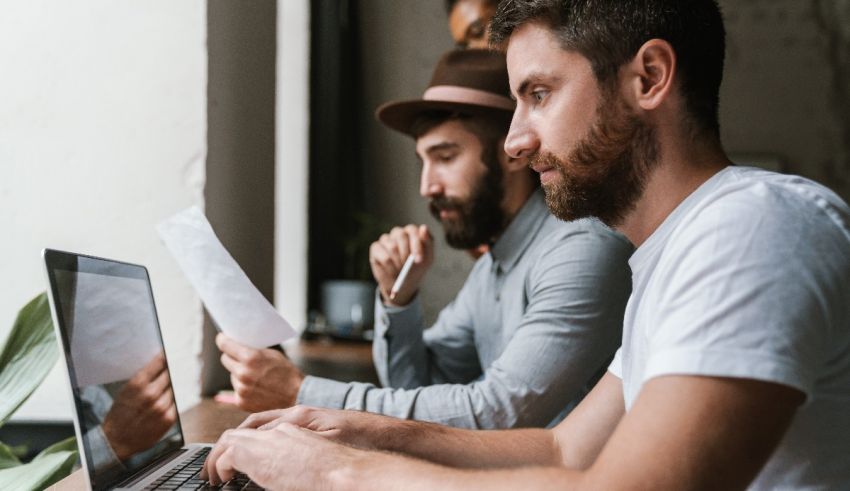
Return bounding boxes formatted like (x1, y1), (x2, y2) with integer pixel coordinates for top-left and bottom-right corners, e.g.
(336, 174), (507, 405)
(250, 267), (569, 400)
(437, 152), (457, 163)
(531, 89), (548, 103)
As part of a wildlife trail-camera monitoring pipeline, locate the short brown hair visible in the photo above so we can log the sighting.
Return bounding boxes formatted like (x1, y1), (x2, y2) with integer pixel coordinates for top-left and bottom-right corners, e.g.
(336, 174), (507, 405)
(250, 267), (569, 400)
(490, 0), (726, 138)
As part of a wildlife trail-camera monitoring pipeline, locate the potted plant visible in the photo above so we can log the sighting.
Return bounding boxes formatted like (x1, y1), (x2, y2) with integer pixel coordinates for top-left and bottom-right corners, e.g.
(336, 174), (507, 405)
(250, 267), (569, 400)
(319, 212), (389, 340)
(0, 293), (78, 490)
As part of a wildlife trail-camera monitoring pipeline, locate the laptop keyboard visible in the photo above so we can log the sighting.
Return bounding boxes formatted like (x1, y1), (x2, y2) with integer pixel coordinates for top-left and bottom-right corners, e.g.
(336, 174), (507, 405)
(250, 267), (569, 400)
(144, 447), (263, 490)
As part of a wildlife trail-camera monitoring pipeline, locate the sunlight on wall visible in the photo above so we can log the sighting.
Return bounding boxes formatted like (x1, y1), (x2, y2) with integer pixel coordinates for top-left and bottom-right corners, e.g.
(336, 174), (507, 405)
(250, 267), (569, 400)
(0, 0), (207, 419)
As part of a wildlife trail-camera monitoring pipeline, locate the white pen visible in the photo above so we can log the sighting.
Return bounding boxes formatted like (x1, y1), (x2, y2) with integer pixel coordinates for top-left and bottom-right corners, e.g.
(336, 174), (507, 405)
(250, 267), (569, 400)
(390, 253), (417, 300)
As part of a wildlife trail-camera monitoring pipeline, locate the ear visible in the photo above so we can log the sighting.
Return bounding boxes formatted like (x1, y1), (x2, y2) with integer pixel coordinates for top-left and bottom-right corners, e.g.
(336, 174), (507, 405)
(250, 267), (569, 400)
(623, 39), (676, 112)
(496, 137), (528, 174)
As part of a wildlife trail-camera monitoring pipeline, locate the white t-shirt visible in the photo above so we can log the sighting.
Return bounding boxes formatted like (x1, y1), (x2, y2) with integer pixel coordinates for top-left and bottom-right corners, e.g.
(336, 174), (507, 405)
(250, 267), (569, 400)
(609, 166), (850, 489)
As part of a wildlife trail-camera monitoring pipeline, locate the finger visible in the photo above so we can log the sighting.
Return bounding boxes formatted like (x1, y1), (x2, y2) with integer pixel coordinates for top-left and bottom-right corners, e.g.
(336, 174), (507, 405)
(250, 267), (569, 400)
(257, 418), (286, 431)
(219, 353), (242, 379)
(230, 374), (245, 400)
(239, 410), (284, 429)
(378, 233), (403, 270)
(131, 352), (167, 384)
(257, 405), (314, 430)
(389, 227), (411, 261)
(204, 441), (234, 485)
(202, 431), (231, 484)
(404, 225), (424, 263)
(370, 246), (402, 291)
(148, 364), (172, 395)
(213, 447), (238, 485)
(370, 246), (397, 275)
(216, 333), (256, 362)
(208, 429), (262, 485)
(153, 386), (176, 418)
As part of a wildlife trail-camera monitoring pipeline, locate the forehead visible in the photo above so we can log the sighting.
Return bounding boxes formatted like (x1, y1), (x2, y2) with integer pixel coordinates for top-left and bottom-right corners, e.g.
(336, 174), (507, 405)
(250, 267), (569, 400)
(505, 22), (592, 92)
(415, 119), (480, 154)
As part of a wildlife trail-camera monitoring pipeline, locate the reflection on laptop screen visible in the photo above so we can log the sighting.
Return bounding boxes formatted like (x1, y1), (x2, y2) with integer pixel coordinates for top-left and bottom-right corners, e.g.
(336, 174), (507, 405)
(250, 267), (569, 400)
(47, 253), (183, 490)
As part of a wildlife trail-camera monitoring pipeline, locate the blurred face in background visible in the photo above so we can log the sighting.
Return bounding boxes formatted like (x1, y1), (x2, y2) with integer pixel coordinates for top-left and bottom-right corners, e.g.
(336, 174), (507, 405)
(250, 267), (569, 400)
(416, 119), (506, 249)
(448, 0), (497, 49)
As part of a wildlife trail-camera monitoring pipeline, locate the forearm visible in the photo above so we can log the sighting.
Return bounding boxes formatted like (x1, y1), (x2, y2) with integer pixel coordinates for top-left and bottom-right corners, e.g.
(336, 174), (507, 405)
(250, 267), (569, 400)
(299, 374), (560, 429)
(376, 419), (561, 469)
(333, 449), (582, 491)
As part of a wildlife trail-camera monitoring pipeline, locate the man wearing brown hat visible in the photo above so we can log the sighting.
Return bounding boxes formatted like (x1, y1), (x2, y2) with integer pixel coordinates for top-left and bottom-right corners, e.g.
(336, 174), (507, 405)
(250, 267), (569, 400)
(215, 49), (633, 430)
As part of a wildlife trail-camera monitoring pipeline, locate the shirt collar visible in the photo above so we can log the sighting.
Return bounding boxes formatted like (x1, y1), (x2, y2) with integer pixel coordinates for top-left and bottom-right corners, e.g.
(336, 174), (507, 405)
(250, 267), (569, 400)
(489, 189), (549, 274)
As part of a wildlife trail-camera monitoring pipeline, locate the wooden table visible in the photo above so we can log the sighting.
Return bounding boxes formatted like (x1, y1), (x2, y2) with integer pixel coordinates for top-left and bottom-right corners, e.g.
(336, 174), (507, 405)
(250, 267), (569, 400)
(50, 339), (377, 489)
(287, 337), (378, 385)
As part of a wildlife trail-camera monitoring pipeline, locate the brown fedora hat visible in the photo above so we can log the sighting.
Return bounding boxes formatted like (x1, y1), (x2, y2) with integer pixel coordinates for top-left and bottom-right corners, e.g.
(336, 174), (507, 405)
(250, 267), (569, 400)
(376, 49), (514, 136)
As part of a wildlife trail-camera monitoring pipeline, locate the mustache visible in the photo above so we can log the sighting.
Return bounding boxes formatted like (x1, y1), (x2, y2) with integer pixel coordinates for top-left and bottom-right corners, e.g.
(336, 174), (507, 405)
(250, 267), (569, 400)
(429, 195), (464, 213)
(527, 152), (557, 171)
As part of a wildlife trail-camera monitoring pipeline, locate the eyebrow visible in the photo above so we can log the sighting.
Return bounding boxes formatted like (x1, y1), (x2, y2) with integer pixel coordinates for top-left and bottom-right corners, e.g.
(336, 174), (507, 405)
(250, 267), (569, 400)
(424, 142), (460, 155)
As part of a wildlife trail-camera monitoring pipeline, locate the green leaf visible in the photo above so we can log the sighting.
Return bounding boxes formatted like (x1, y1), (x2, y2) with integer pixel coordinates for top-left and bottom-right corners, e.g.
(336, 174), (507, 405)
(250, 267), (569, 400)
(0, 294), (77, 489)
(33, 435), (77, 460)
(32, 436), (79, 489)
(0, 441), (22, 470)
(0, 293), (59, 427)
(0, 449), (78, 491)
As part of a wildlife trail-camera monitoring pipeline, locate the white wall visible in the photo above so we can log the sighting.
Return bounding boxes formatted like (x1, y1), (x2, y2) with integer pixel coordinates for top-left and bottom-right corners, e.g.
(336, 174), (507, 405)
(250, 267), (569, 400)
(276, 0), (310, 332)
(0, 0), (207, 419)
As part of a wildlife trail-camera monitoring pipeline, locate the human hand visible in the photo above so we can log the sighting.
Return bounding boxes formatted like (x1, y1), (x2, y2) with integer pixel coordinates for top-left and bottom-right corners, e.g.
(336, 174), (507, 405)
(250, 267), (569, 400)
(202, 423), (365, 490)
(236, 405), (410, 451)
(369, 224), (434, 306)
(101, 352), (177, 460)
(216, 333), (305, 412)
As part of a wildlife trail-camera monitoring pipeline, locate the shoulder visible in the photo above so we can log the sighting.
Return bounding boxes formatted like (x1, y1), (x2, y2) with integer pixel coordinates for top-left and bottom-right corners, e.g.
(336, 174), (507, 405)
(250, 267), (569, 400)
(533, 215), (634, 260)
(655, 168), (850, 296)
(521, 216), (633, 289)
(672, 167), (850, 250)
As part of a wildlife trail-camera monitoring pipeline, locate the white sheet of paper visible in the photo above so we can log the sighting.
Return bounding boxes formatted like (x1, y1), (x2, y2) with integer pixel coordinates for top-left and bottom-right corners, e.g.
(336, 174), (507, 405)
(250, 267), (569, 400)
(157, 206), (297, 348)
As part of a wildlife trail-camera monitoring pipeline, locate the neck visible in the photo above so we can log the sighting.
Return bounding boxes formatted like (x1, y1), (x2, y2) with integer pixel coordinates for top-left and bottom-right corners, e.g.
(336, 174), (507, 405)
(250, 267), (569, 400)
(617, 134), (731, 247)
(499, 172), (536, 229)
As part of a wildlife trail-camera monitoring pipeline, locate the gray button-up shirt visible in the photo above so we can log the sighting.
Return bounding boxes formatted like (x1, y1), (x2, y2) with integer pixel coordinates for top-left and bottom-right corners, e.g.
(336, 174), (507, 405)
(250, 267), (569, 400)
(297, 190), (633, 428)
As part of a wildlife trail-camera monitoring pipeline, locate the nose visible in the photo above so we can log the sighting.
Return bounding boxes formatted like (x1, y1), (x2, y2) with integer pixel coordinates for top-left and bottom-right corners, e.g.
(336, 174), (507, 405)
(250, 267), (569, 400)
(419, 162), (442, 198)
(504, 116), (540, 160)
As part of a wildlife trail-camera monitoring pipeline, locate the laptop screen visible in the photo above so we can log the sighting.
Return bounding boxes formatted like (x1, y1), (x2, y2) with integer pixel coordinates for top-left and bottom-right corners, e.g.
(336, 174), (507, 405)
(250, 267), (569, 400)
(44, 250), (184, 491)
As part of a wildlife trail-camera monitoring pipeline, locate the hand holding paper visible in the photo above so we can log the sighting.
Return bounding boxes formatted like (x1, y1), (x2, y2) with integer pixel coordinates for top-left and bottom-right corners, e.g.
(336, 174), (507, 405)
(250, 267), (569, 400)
(157, 207), (297, 348)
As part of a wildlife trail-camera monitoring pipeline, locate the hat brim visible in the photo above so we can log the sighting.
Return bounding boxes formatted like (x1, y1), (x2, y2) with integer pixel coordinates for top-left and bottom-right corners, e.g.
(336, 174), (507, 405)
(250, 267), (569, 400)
(376, 99), (514, 137)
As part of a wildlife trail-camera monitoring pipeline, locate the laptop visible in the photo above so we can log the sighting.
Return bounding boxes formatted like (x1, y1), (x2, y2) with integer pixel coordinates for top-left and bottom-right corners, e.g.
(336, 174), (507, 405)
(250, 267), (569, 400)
(43, 249), (262, 490)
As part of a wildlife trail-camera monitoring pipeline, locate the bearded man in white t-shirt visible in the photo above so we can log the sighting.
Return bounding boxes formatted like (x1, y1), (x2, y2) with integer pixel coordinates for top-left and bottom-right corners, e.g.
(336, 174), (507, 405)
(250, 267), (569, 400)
(201, 1), (850, 489)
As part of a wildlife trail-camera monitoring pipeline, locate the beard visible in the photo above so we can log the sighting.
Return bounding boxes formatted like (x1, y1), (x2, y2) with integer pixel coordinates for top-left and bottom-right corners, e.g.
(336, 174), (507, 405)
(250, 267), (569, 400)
(429, 163), (506, 250)
(531, 95), (659, 228)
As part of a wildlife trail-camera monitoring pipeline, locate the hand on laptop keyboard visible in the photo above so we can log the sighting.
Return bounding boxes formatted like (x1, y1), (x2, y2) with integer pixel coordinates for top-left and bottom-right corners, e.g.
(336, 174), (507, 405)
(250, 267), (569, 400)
(144, 448), (263, 490)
